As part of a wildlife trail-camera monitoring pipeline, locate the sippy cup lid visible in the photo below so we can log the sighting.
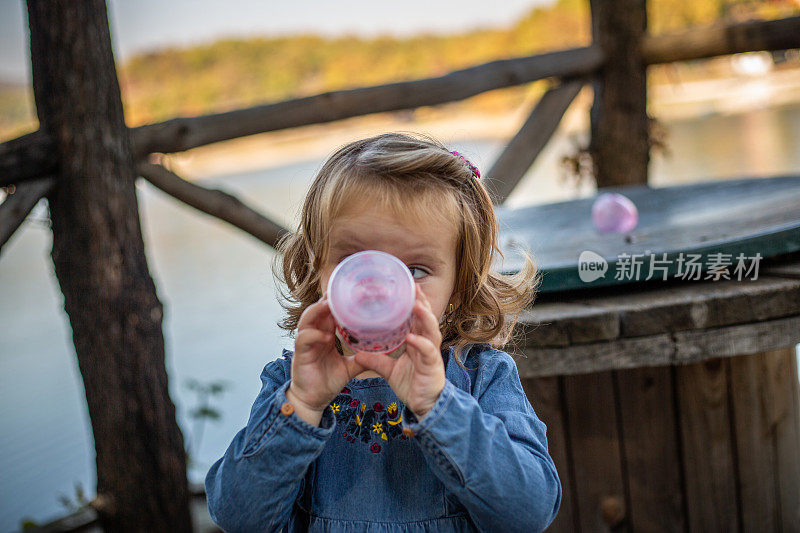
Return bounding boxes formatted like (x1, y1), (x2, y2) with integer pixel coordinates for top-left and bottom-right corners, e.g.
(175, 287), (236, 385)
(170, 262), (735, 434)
(326, 250), (415, 332)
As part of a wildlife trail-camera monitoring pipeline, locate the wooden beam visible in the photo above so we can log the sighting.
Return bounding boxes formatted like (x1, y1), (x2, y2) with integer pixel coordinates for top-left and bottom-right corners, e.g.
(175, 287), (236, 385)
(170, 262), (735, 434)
(0, 47), (601, 183)
(519, 274), (800, 349)
(615, 366), (685, 531)
(0, 177), (55, 254)
(515, 313), (800, 378)
(589, 0), (649, 188)
(136, 161), (290, 248)
(132, 46), (604, 156)
(728, 351), (780, 530)
(762, 347), (800, 529)
(562, 370), (628, 531)
(521, 376), (580, 533)
(486, 79), (584, 205)
(121, 16), (800, 158)
(0, 130), (56, 187)
(676, 358), (739, 532)
(2, 16), (798, 182)
(128, 18), (798, 159)
(643, 16), (800, 65)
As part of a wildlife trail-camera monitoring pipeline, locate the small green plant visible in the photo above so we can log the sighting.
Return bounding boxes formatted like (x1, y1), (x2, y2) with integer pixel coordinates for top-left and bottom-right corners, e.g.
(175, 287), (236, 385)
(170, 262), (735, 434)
(560, 115), (671, 187)
(184, 378), (230, 470)
(57, 481), (90, 512)
(560, 133), (594, 189)
(19, 517), (40, 531)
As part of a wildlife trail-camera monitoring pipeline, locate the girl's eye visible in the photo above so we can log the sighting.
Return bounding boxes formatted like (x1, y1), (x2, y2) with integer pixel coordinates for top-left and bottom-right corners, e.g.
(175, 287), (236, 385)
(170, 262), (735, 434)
(408, 266), (429, 280)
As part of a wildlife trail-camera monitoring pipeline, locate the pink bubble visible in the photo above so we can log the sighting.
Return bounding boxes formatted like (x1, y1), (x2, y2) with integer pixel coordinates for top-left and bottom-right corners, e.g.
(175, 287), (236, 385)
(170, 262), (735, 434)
(592, 193), (639, 234)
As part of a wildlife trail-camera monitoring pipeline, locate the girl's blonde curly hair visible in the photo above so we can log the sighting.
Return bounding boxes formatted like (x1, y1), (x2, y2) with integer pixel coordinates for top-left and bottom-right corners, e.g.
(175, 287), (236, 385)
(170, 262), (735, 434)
(272, 132), (540, 366)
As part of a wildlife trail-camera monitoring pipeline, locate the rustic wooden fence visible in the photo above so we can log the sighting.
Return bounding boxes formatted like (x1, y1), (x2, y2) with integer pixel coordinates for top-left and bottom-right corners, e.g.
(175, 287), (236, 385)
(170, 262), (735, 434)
(2, 11), (799, 253)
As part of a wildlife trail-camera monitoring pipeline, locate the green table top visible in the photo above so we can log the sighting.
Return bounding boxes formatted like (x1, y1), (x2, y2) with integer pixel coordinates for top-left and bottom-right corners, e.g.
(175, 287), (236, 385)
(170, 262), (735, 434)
(495, 175), (800, 293)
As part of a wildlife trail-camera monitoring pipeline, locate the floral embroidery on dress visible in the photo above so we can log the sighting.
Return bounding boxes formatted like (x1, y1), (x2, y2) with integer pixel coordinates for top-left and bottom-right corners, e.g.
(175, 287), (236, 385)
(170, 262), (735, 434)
(329, 389), (407, 453)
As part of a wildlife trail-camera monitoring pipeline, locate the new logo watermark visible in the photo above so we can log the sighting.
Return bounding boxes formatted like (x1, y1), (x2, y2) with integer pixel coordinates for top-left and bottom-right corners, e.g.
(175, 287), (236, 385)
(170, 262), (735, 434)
(578, 250), (609, 282)
(578, 251), (762, 283)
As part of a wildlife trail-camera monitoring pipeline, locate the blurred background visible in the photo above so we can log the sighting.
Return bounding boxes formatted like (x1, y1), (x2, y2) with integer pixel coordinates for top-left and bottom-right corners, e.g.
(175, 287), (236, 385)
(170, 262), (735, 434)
(1, 0), (799, 529)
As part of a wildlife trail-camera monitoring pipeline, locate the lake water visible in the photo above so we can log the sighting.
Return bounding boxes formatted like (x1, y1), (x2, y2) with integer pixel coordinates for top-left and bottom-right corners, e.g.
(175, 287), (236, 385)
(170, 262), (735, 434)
(2, 102), (800, 531)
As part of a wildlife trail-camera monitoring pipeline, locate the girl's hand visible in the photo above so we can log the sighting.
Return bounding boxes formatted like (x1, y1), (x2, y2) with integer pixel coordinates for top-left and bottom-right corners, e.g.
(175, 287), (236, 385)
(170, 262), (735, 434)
(288, 297), (366, 424)
(354, 284), (447, 418)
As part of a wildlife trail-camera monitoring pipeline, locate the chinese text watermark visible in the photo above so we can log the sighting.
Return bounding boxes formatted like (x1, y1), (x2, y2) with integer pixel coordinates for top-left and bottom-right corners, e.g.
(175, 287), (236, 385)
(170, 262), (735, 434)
(578, 251), (762, 283)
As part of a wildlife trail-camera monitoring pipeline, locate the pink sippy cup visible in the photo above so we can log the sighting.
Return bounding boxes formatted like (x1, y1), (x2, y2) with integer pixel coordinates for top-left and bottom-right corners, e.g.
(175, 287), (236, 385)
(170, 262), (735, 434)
(326, 250), (415, 358)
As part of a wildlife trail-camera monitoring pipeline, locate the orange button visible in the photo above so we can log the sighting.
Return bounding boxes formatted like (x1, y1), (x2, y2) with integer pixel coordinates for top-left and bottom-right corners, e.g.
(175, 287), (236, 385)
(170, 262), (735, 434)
(402, 427), (415, 438)
(280, 402), (295, 416)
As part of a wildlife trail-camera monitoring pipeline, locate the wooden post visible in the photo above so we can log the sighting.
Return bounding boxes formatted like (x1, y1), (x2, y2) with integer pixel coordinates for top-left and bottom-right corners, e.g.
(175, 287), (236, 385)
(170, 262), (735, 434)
(731, 348), (800, 530)
(589, 0), (649, 188)
(26, 1), (192, 530)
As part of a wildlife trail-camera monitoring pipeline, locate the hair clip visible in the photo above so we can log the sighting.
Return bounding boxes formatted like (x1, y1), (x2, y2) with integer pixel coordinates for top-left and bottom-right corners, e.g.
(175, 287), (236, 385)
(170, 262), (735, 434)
(450, 150), (481, 179)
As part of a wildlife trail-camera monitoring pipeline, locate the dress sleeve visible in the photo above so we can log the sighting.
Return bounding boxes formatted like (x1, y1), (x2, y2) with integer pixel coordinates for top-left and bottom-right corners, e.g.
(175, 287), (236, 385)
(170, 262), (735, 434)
(400, 348), (562, 533)
(205, 352), (337, 532)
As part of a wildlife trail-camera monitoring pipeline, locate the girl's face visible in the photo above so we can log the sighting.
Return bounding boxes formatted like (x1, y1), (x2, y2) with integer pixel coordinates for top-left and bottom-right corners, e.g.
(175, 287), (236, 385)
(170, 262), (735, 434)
(319, 202), (459, 325)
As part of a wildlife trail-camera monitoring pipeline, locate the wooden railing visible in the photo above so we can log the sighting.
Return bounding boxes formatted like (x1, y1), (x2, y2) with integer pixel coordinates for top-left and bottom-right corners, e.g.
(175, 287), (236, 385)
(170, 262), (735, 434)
(1, 14), (799, 253)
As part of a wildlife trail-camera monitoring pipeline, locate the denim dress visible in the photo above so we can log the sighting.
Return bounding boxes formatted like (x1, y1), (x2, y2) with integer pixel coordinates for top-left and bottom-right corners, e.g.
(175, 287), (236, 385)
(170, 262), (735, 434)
(205, 344), (562, 532)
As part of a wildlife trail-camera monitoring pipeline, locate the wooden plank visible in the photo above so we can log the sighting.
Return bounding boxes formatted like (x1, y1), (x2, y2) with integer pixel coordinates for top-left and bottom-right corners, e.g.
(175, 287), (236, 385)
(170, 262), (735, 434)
(0, 130), (57, 188)
(132, 46), (604, 156)
(728, 352), (779, 531)
(585, 275), (800, 338)
(616, 366), (685, 532)
(518, 332), (675, 378)
(516, 304), (620, 348)
(521, 376), (579, 533)
(676, 358), (739, 532)
(563, 371), (628, 532)
(514, 314), (800, 377)
(673, 315), (800, 362)
(643, 16), (800, 65)
(522, 274), (800, 345)
(761, 347), (800, 530)
(136, 161), (289, 248)
(487, 79), (584, 205)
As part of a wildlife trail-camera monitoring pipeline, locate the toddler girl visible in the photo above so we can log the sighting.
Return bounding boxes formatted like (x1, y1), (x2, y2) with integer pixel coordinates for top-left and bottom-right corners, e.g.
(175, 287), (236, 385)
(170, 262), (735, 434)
(205, 132), (562, 532)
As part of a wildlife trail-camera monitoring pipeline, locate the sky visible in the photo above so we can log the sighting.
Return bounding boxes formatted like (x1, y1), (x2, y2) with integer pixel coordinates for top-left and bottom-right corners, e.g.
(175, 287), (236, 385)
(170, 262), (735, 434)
(0, 0), (548, 84)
